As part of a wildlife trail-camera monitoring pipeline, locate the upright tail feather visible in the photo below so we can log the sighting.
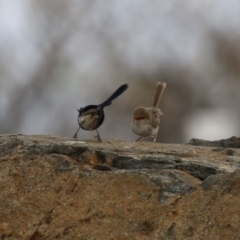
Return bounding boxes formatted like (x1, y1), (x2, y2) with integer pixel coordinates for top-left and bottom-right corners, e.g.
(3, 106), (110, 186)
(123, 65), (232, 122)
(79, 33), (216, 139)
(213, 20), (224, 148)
(152, 82), (167, 108)
(100, 83), (129, 107)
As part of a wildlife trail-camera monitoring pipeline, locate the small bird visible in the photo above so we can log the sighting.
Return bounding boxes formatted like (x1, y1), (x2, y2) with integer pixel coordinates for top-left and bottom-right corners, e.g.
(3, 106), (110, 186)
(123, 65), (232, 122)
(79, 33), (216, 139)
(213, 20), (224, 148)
(73, 83), (129, 141)
(131, 82), (166, 142)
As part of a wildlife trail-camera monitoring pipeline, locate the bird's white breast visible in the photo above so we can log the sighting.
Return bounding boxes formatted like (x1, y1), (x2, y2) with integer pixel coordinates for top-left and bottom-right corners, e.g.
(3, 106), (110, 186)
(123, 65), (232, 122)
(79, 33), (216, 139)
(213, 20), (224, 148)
(131, 120), (158, 137)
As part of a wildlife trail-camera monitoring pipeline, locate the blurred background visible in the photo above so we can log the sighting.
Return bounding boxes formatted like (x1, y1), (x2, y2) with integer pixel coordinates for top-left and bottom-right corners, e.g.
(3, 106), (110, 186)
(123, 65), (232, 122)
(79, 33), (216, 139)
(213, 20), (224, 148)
(0, 0), (240, 143)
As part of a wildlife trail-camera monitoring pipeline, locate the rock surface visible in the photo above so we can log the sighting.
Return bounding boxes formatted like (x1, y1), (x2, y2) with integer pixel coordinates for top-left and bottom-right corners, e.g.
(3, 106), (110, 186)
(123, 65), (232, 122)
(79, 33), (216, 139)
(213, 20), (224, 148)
(1, 134), (240, 239)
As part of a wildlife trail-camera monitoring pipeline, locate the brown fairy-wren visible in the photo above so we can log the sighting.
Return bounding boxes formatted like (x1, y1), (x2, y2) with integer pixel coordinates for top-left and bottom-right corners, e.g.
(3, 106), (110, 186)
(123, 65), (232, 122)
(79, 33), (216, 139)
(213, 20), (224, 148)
(131, 82), (167, 142)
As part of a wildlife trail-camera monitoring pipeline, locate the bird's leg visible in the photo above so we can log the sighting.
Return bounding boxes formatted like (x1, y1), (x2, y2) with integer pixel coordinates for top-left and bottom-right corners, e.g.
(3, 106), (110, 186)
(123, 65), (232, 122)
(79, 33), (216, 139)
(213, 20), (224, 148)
(73, 126), (81, 139)
(136, 136), (142, 142)
(153, 133), (158, 142)
(95, 129), (102, 142)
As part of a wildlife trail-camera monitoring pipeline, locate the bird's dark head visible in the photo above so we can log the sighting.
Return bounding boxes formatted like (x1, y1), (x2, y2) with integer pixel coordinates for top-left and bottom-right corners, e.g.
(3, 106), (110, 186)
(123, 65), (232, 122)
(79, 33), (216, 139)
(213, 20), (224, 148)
(77, 105), (99, 116)
(77, 108), (84, 115)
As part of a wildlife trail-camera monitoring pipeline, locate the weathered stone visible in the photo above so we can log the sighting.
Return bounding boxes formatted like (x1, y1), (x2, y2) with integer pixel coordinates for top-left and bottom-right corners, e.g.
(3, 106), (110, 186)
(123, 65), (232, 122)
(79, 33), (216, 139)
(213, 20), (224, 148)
(0, 134), (240, 239)
(189, 136), (240, 148)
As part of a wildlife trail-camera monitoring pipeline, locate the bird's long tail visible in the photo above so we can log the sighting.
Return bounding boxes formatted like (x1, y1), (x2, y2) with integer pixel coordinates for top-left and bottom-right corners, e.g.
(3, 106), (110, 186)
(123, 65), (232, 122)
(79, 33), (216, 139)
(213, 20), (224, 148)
(100, 83), (129, 107)
(152, 82), (167, 108)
